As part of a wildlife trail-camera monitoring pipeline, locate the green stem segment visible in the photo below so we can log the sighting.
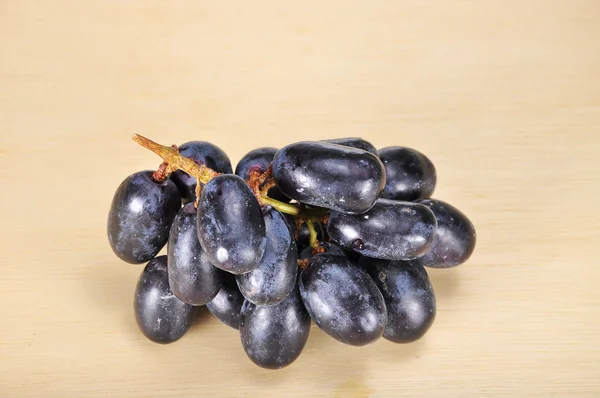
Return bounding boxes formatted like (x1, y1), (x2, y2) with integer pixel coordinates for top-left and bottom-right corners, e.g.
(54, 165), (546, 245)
(305, 219), (320, 250)
(261, 196), (301, 216)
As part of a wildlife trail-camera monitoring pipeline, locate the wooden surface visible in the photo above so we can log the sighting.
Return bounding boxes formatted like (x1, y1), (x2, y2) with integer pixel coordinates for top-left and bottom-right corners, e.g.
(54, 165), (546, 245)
(1, 1), (599, 396)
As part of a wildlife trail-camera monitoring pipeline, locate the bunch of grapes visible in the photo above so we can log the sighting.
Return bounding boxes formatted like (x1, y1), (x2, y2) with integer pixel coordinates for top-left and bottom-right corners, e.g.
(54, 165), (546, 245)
(107, 135), (476, 370)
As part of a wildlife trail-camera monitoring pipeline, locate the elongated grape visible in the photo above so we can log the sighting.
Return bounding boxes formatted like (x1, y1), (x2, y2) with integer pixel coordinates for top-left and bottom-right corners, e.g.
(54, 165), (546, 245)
(327, 199), (437, 261)
(235, 147), (289, 202)
(272, 141), (385, 214)
(415, 199), (476, 268)
(322, 137), (378, 154)
(107, 171), (181, 264)
(360, 257), (436, 343)
(236, 206), (298, 306)
(167, 203), (223, 305)
(299, 254), (387, 346)
(378, 147), (437, 201)
(197, 174), (266, 274)
(240, 285), (310, 369)
(171, 141), (233, 204)
(134, 256), (194, 343)
(206, 273), (244, 329)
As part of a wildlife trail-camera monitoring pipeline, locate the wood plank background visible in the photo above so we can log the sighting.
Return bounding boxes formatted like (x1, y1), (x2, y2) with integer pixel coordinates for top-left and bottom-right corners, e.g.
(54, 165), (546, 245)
(1, 1), (599, 396)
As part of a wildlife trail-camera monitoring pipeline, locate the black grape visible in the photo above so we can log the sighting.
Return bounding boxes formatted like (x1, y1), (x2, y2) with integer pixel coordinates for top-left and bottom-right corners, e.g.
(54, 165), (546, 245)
(167, 203), (224, 306)
(415, 199), (476, 268)
(197, 175), (267, 274)
(171, 141), (233, 204)
(299, 254), (387, 346)
(235, 147), (290, 202)
(378, 146), (436, 201)
(272, 141), (385, 214)
(240, 285), (310, 369)
(327, 199), (437, 261)
(360, 257), (436, 343)
(322, 137), (378, 155)
(236, 206), (298, 306)
(206, 273), (245, 329)
(134, 256), (194, 344)
(107, 171), (181, 264)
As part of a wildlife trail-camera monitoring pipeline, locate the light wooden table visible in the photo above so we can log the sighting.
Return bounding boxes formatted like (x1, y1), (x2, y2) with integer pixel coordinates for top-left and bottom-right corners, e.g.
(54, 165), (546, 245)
(1, 1), (599, 397)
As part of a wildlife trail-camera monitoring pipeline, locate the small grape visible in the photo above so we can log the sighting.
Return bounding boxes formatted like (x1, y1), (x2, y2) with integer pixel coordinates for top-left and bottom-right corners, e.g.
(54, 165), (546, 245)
(107, 171), (181, 264)
(378, 146), (436, 201)
(240, 284), (310, 369)
(134, 256), (194, 344)
(360, 257), (436, 343)
(415, 199), (476, 268)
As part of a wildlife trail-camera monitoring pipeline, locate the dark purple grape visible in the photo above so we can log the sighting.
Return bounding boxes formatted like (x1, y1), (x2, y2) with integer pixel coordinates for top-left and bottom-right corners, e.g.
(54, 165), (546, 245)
(378, 146), (436, 201)
(322, 137), (377, 155)
(360, 257), (436, 343)
(167, 203), (224, 306)
(240, 285), (310, 369)
(134, 256), (194, 344)
(197, 175), (266, 274)
(235, 147), (289, 202)
(415, 199), (476, 268)
(299, 254), (387, 346)
(327, 199), (437, 261)
(206, 273), (244, 329)
(171, 141), (233, 204)
(272, 141), (385, 214)
(107, 171), (181, 264)
(236, 207), (298, 306)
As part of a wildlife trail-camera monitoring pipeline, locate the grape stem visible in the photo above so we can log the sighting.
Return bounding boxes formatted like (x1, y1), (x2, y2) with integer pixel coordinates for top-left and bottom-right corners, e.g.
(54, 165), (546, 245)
(132, 134), (220, 184)
(131, 134), (329, 242)
(305, 219), (320, 250)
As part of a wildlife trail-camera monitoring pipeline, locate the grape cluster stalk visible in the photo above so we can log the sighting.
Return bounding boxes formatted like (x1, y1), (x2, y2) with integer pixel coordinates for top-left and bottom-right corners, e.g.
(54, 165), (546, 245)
(107, 134), (477, 369)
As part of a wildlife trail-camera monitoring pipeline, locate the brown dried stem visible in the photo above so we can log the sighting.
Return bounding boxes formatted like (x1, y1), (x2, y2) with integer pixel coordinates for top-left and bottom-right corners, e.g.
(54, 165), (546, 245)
(132, 134), (220, 184)
(247, 167), (302, 216)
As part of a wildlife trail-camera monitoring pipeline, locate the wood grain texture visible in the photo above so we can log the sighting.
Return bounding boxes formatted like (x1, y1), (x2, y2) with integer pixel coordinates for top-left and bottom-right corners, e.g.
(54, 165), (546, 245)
(1, 1), (599, 396)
